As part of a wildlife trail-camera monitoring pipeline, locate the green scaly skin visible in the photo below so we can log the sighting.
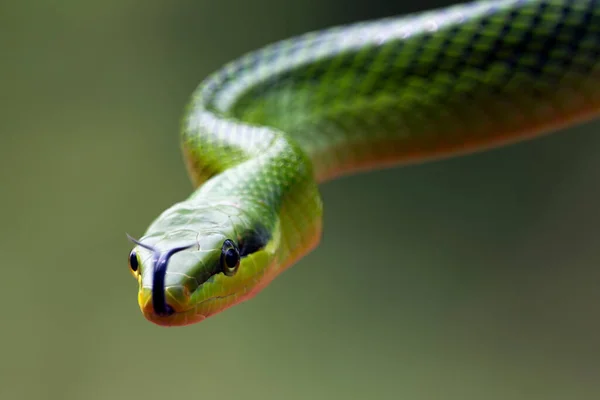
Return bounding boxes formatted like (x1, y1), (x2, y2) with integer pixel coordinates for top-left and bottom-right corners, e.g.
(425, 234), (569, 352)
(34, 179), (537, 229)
(129, 0), (600, 326)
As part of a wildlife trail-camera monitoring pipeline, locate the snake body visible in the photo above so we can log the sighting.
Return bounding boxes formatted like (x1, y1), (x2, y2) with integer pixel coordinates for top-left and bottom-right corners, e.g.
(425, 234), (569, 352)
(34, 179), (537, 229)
(128, 0), (600, 326)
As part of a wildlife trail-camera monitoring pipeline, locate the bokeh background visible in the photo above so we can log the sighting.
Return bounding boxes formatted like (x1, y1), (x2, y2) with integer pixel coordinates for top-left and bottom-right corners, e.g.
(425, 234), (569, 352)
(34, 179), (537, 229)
(2, 0), (600, 399)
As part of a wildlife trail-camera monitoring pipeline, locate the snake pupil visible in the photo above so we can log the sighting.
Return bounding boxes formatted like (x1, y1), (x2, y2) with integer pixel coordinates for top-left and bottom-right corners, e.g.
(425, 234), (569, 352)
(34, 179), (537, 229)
(226, 249), (239, 267)
(221, 239), (240, 276)
(129, 251), (139, 272)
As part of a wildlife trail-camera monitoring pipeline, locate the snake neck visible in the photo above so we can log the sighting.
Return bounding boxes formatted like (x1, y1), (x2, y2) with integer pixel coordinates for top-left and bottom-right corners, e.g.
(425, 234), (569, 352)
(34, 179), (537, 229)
(182, 97), (324, 270)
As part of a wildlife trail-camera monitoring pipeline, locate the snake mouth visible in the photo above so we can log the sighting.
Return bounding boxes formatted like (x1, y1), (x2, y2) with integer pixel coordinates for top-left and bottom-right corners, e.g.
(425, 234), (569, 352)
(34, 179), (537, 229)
(145, 309), (206, 327)
(139, 298), (201, 326)
(139, 290), (239, 327)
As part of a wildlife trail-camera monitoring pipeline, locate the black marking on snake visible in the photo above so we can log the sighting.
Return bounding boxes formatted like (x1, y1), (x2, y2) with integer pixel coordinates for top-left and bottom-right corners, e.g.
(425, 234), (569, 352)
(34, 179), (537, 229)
(191, 225), (271, 286)
(238, 224), (271, 256)
(204, 224), (272, 281)
(126, 234), (194, 317)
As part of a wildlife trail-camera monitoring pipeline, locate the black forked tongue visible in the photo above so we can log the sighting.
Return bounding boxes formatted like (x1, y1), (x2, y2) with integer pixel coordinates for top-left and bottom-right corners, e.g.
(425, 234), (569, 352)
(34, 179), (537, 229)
(126, 234), (194, 317)
(150, 245), (194, 316)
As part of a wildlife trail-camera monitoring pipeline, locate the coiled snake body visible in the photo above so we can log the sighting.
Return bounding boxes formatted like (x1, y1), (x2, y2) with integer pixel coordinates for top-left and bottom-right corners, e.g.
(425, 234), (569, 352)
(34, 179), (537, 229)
(128, 0), (600, 326)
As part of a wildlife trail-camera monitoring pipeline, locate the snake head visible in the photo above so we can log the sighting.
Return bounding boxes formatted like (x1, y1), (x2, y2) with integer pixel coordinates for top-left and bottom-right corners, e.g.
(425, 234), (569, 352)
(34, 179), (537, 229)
(127, 198), (278, 326)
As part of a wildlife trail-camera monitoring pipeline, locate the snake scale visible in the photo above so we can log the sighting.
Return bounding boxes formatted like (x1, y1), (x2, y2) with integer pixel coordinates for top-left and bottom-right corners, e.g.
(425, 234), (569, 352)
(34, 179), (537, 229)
(127, 0), (600, 326)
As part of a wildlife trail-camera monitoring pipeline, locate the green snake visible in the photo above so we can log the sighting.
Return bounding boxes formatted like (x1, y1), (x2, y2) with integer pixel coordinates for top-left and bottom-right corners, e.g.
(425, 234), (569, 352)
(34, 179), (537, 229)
(128, 0), (600, 327)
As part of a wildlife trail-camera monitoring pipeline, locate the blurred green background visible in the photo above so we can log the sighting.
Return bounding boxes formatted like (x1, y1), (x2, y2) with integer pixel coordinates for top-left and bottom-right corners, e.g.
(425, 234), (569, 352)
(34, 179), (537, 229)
(1, 0), (600, 399)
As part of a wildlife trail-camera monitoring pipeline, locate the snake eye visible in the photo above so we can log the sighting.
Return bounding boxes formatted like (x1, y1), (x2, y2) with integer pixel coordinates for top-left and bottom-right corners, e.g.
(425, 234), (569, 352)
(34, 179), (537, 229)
(220, 239), (240, 276)
(129, 250), (139, 274)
